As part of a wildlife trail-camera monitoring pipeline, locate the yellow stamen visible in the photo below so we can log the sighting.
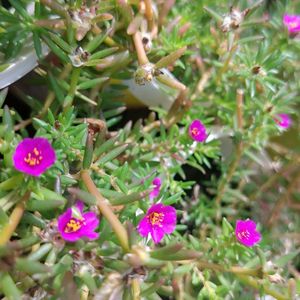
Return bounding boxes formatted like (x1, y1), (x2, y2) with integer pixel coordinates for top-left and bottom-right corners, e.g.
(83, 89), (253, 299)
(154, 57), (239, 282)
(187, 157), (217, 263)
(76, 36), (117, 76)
(238, 230), (250, 240)
(23, 147), (43, 167)
(191, 127), (199, 136)
(148, 212), (164, 226)
(64, 218), (85, 233)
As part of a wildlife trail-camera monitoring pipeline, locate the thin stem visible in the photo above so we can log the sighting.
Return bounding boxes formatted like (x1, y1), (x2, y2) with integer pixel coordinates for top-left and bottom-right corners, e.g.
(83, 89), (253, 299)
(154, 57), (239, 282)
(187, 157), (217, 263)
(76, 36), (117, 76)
(215, 89), (244, 221)
(14, 64), (72, 131)
(191, 68), (212, 100)
(236, 89), (244, 131)
(81, 170), (130, 253)
(0, 191), (31, 246)
(132, 278), (141, 300)
(64, 67), (81, 109)
(197, 260), (261, 277)
(165, 89), (189, 127)
(249, 161), (297, 201)
(132, 31), (149, 65)
(156, 74), (186, 91)
(144, 0), (153, 22)
(267, 171), (300, 227)
(216, 33), (238, 82)
(235, 274), (289, 300)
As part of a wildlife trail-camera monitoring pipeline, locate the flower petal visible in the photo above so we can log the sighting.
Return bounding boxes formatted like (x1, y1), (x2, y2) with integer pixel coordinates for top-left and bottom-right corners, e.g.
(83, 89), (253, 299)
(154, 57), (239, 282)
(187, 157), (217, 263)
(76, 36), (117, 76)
(83, 231), (99, 240)
(76, 201), (84, 212)
(137, 216), (151, 237)
(148, 203), (164, 214)
(83, 212), (99, 229)
(150, 226), (165, 244)
(57, 208), (72, 233)
(60, 231), (82, 242)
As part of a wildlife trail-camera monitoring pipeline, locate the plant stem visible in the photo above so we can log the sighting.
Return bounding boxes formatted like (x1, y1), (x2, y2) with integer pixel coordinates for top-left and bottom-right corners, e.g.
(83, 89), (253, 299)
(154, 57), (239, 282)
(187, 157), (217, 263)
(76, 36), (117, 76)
(132, 31), (149, 65)
(64, 67), (81, 109)
(144, 0), (153, 22)
(215, 89), (244, 221)
(249, 160), (297, 201)
(236, 89), (244, 131)
(81, 170), (130, 253)
(132, 278), (141, 300)
(216, 32), (238, 82)
(197, 260), (261, 276)
(0, 272), (22, 300)
(236, 274), (289, 300)
(0, 191), (31, 246)
(14, 64), (72, 131)
(267, 171), (300, 227)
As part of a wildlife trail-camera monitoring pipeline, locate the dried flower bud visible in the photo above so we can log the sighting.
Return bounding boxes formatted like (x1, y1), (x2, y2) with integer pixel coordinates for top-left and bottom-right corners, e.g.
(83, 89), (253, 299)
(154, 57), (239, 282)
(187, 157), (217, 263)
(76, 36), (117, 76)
(141, 32), (152, 52)
(252, 65), (267, 76)
(69, 46), (90, 67)
(221, 8), (247, 32)
(69, 7), (96, 41)
(134, 63), (155, 85)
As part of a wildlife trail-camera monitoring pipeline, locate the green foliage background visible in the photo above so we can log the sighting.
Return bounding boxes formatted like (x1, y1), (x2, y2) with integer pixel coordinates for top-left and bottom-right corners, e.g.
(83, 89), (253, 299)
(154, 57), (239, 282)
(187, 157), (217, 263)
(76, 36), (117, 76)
(0, 0), (299, 299)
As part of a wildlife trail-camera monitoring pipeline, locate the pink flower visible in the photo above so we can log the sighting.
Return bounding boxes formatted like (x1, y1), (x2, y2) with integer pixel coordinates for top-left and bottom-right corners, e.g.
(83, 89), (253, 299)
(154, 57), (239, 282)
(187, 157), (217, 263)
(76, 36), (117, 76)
(13, 137), (56, 177)
(58, 201), (99, 242)
(149, 177), (161, 200)
(283, 14), (300, 33)
(188, 119), (207, 142)
(235, 219), (261, 247)
(137, 203), (176, 244)
(274, 114), (292, 129)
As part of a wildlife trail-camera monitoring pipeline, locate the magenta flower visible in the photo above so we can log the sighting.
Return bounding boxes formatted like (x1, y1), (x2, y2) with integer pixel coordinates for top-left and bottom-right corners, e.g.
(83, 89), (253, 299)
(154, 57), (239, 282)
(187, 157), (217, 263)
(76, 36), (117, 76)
(235, 219), (261, 247)
(13, 137), (56, 177)
(58, 201), (99, 242)
(137, 203), (176, 244)
(149, 177), (161, 200)
(283, 14), (300, 33)
(188, 119), (207, 142)
(274, 114), (292, 129)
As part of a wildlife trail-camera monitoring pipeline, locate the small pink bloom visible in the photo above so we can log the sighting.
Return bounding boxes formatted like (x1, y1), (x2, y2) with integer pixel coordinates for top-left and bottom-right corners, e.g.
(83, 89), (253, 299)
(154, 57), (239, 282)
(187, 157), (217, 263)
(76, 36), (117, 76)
(188, 119), (207, 142)
(149, 177), (161, 200)
(58, 201), (99, 242)
(274, 114), (292, 129)
(283, 14), (300, 33)
(137, 203), (176, 244)
(13, 137), (56, 177)
(235, 219), (261, 247)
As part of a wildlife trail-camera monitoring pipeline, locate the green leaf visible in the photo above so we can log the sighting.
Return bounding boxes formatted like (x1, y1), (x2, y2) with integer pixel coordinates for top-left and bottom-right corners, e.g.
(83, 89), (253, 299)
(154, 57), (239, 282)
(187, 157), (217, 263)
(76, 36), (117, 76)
(77, 77), (109, 90)
(67, 188), (96, 205)
(222, 217), (233, 236)
(27, 199), (65, 212)
(94, 135), (119, 157)
(96, 144), (128, 165)
(85, 30), (111, 53)
(48, 72), (65, 103)
(9, 0), (33, 22)
(155, 47), (186, 69)
(110, 191), (148, 205)
(150, 243), (183, 259)
(89, 47), (119, 60)
(16, 258), (51, 274)
(33, 30), (43, 60)
(274, 250), (300, 268)
(203, 6), (223, 21)
(42, 36), (70, 63)
(49, 32), (72, 54)
(0, 273), (22, 299)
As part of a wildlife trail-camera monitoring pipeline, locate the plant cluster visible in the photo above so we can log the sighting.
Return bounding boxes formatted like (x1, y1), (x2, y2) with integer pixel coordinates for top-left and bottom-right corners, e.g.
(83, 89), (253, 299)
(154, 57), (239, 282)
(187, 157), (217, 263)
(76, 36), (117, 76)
(0, 0), (299, 299)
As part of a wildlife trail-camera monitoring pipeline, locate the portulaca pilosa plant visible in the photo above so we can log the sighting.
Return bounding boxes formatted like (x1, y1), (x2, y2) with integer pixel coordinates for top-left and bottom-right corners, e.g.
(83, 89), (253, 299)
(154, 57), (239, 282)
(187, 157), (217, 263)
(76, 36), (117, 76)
(0, 0), (299, 299)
